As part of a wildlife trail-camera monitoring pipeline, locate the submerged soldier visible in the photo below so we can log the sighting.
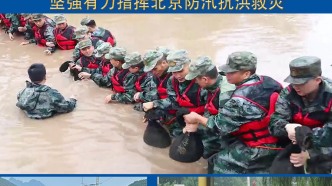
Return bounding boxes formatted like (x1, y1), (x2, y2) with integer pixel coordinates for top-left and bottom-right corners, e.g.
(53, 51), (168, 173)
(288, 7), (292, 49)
(183, 51), (283, 174)
(121, 52), (157, 111)
(19, 14), (56, 40)
(269, 56), (332, 173)
(53, 14), (76, 50)
(20, 14), (56, 55)
(16, 63), (77, 119)
(80, 16), (116, 47)
(143, 50), (207, 138)
(184, 56), (236, 173)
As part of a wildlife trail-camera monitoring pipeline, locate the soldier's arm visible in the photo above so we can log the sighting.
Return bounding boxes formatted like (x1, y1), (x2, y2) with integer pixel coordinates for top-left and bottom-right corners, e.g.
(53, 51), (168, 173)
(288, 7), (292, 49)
(49, 89), (77, 113)
(311, 110), (332, 148)
(268, 88), (292, 138)
(153, 76), (177, 110)
(138, 73), (159, 102)
(90, 68), (113, 88)
(82, 66), (102, 75)
(205, 97), (267, 136)
(72, 44), (81, 62)
(112, 73), (137, 104)
(45, 26), (56, 52)
(7, 14), (20, 34)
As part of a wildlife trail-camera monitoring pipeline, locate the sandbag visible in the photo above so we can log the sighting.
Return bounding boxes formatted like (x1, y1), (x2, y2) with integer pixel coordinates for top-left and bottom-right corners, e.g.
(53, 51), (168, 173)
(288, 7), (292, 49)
(143, 109), (171, 148)
(169, 107), (204, 163)
(270, 126), (313, 174)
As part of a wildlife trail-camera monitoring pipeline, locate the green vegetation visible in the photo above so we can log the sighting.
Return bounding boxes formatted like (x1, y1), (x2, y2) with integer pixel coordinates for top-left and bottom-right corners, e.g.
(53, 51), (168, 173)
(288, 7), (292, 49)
(128, 179), (147, 186)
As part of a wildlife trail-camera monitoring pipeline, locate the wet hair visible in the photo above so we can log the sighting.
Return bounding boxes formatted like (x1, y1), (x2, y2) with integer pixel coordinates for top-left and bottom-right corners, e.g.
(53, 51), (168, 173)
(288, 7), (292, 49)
(131, 62), (144, 69)
(197, 66), (218, 79)
(28, 63), (46, 83)
(86, 20), (97, 28)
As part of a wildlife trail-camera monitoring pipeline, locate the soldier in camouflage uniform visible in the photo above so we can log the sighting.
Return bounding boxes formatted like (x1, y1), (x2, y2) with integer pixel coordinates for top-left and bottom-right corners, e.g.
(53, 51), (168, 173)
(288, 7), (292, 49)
(70, 39), (102, 75)
(16, 63), (77, 119)
(80, 16), (116, 47)
(185, 56), (236, 173)
(19, 14), (56, 40)
(78, 42), (113, 78)
(269, 56), (332, 173)
(143, 50), (207, 138)
(70, 26), (104, 62)
(4, 14), (25, 40)
(122, 52), (158, 111)
(20, 14), (56, 55)
(183, 51), (283, 174)
(53, 14), (77, 50)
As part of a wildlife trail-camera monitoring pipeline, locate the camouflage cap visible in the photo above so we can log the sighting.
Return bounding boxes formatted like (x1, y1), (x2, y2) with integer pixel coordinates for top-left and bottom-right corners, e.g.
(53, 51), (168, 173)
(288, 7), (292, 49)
(156, 46), (171, 57)
(284, 56), (322, 85)
(31, 14), (44, 21)
(219, 51), (257, 73)
(72, 26), (89, 40)
(122, 52), (143, 69)
(105, 47), (126, 61)
(185, 56), (215, 80)
(80, 16), (92, 26)
(54, 14), (66, 25)
(143, 50), (163, 72)
(77, 39), (92, 50)
(21, 13), (31, 20)
(95, 42), (111, 58)
(167, 50), (191, 73)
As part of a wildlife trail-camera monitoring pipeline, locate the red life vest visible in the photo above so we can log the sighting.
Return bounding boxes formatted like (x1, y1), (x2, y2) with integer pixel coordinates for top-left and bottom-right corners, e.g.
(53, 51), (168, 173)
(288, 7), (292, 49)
(287, 85), (332, 129)
(19, 15), (26, 26)
(111, 69), (130, 93)
(101, 60), (112, 76)
(206, 87), (220, 115)
(34, 22), (51, 47)
(0, 14), (11, 28)
(54, 25), (76, 50)
(168, 78), (206, 115)
(78, 37), (101, 60)
(79, 56), (101, 69)
(157, 72), (171, 99)
(230, 76), (283, 147)
(99, 28), (115, 46)
(135, 72), (149, 92)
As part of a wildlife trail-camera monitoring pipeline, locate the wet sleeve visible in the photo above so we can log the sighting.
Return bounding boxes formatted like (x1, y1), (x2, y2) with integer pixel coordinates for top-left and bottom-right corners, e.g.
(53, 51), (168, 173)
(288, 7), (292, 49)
(90, 68), (113, 88)
(82, 66), (102, 75)
(206, 97), (267, 136)
(138, 73), (159, 102)
(8, 15), (20, 34)
(112, 73), (137, 104)
(268, 88), (292, 138)
(153, 77), (177, 110)
(49, 89), (76, 113)
(44, 26), (56, 52)
(72, 45), (81, 62)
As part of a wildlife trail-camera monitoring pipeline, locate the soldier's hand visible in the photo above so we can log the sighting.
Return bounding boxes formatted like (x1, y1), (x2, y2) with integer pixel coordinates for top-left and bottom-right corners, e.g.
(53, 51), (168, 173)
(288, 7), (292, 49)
(46, 42), (55, 47)
(183, 112), (199, 124)
(290, 151), (310, 167)
(185, 123), (199, 133)
(142, 117), (147, 123)
(285, 123), (301, 140)
(20, 41), (29, 46)
(8, 33), (14, 40)
(73, 65), (82, 72)
(105, 94), (113, 103)
(78, 72), (91, 79)
(134, 92), (141, 102)
(18, 27), (27, 32)
(44, 50), (52, 55)
(143, 102), (154, 111)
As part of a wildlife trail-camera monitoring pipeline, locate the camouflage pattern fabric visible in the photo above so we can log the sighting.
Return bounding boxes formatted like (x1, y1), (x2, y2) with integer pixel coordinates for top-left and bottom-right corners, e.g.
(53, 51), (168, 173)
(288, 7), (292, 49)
(219, 51), (257, 73)
(16, 81), (76, 119)
(206, 74), (280, 174)
(54, 14), (66, 25)
(24, 15), (55, 40)
(167, 50), (191, 73)
(72, 38), (104, 62)
(5, 14), (21, 34)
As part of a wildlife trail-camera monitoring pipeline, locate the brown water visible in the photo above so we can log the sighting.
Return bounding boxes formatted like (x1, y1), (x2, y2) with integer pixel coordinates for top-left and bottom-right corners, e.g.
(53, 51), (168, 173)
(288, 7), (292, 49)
(0, 14), (332, 174)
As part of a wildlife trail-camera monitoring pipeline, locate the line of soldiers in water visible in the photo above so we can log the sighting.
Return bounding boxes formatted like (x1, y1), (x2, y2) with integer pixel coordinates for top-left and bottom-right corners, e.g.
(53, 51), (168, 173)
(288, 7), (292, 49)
(2, 13), (332, 174)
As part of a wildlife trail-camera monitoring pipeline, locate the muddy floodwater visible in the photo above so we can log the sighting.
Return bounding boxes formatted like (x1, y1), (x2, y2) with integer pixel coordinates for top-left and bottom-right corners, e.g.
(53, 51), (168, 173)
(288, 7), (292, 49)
(0, 14), (332, 174)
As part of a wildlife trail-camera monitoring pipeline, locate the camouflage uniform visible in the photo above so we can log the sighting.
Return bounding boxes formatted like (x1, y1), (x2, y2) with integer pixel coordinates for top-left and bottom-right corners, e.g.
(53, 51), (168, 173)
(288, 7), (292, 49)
(5, 14), (21, 34)
(156, 46), (172, 57)
(71, 26), (104, 62)
(29, 14), (56, 53)
(153, 50), (208, 138)
(206, 51), (282, 174)
(80, 17), (117, 46)
(122, 52), (158, 111)
(21, 14), (56, 40)
(185, 56), (236, 162)
(269, 56), (332, 166)
(16, 81), (76, 119)
(75, 39), (102, 69)
(91, 47), (136, 104)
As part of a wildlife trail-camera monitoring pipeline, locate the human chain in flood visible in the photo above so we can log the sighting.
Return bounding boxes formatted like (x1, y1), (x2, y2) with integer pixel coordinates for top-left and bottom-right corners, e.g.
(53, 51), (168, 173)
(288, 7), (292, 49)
(2, 13), (332, 174)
